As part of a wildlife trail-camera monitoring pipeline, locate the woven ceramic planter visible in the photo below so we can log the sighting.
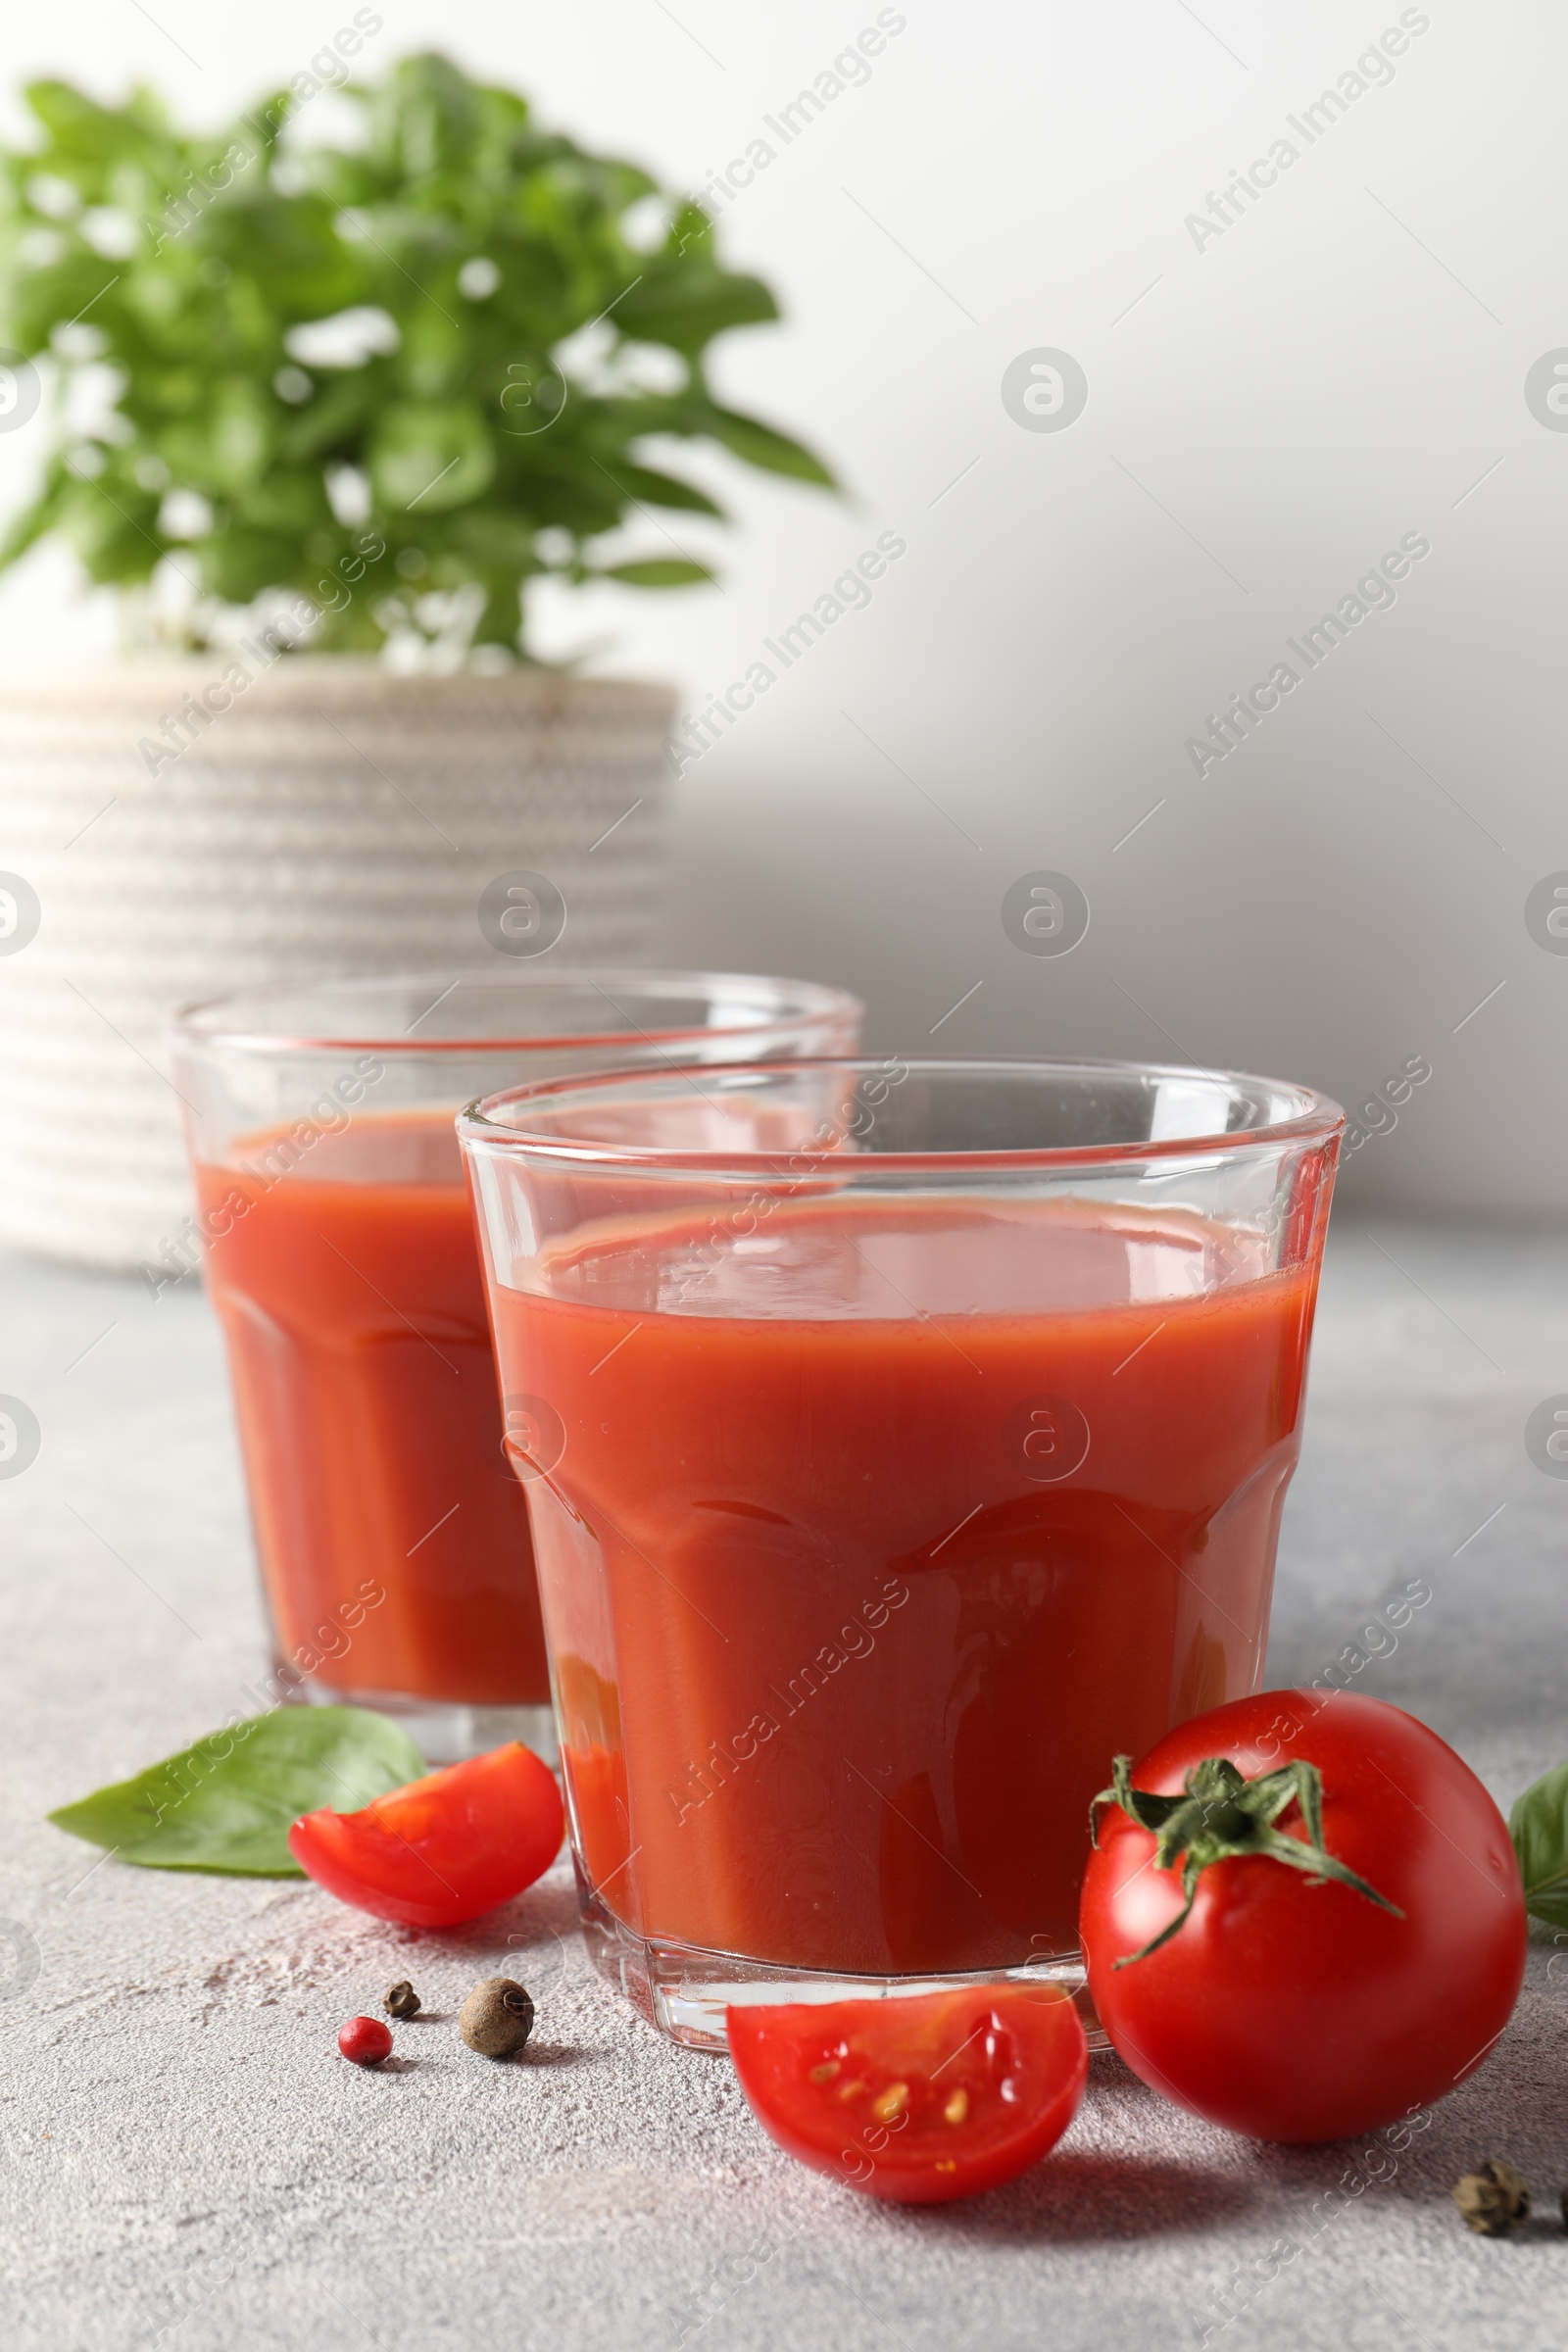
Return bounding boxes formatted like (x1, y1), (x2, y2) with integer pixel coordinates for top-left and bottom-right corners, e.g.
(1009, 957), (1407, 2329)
(0, 659), (675, 1268)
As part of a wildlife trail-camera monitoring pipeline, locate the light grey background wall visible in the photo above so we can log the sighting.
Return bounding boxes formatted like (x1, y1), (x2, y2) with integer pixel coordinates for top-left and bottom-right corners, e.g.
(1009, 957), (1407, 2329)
(2, 0), (1563, 1216)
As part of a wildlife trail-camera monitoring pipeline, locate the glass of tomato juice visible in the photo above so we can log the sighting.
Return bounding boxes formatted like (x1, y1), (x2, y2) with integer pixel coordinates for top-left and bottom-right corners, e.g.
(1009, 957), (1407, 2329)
(458, 1054), (1344, 2044)
(169, 972), (861, 1762)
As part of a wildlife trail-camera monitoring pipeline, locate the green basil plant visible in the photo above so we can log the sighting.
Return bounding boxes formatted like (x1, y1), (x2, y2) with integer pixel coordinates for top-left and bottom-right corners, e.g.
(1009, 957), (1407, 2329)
(0, 48), (833, 658)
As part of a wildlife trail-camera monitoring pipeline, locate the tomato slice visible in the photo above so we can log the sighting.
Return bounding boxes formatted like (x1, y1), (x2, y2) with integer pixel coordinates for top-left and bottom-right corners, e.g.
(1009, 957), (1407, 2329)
(726, 1984), (1088, 2204)
(288, 1740), (564, 1929)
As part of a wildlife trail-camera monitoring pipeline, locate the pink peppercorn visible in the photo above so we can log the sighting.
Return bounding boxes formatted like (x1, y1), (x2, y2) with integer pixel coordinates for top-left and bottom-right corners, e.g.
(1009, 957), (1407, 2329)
(338, 2015), (394, 2067)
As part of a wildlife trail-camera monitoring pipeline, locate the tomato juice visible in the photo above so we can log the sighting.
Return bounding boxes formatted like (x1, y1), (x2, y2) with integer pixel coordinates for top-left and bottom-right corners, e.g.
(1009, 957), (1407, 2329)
(491, 1193), (1323, 1977)
(196, 1111), (549, 1708)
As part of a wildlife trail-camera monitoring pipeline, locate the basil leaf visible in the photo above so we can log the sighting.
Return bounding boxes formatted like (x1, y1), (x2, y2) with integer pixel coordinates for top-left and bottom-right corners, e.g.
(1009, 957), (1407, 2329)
(1508, 1760), (1568, 1929)
(601, 558), (714, 587)
(48, 1707), (426, 1878)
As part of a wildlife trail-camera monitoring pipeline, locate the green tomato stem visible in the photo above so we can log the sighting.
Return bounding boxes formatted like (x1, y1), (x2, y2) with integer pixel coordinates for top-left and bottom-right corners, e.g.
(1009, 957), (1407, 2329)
(1090, 1752), (1404, 1967)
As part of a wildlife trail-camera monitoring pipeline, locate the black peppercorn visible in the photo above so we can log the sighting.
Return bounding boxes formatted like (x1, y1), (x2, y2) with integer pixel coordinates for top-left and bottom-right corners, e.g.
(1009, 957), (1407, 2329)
(1452, 2162), (1531, 2236)
(459, 1976), (535, 2058)
(383, 1981), (420, 2021)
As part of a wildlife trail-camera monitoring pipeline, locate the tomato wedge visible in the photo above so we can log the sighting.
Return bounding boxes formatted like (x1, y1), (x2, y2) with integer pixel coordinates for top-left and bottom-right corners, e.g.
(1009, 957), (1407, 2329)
(288, 1740), (563, 1928)
(727, 1984), (1088, 2204)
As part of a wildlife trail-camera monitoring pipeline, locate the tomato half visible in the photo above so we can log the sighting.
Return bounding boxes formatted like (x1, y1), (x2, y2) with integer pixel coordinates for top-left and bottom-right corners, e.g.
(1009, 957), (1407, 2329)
(727, 1984), (1088, 2203)
(1080, 1690), (1526, 2143)
(288, 1740), (564, 1928)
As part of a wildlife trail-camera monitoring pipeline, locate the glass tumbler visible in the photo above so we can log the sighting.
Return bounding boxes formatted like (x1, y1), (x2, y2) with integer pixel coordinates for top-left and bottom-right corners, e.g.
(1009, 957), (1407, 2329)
(169, 971), (861, 1761)
(459, 1054), (1343, 2043)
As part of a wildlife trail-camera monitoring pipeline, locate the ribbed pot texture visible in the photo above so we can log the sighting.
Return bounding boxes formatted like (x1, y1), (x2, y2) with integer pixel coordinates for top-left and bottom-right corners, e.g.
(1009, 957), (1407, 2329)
(0, 659), (675, 1269)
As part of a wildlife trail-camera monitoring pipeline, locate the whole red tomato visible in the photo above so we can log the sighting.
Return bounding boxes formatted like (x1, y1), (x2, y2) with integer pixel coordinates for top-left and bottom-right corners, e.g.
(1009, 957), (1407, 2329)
(1080, 1690), (1526, 2143)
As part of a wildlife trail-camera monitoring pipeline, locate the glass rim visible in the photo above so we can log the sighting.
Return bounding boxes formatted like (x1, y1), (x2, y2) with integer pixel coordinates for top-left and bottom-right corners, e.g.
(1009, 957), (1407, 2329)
(458, 1053), (1346, 1176)
(168, 968), (864, 1059)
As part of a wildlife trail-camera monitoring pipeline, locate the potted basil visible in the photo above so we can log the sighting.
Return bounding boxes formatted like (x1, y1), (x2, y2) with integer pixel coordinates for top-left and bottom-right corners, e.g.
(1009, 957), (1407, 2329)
(0, 53), (830, 1265)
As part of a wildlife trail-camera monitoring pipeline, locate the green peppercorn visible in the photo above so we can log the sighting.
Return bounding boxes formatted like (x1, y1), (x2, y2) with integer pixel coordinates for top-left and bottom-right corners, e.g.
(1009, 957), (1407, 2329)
(459, 1977), (534, 2058)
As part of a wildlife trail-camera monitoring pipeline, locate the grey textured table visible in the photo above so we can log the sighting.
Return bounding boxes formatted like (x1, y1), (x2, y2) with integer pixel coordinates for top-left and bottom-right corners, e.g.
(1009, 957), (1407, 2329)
(3, 1222), (1567, 2352)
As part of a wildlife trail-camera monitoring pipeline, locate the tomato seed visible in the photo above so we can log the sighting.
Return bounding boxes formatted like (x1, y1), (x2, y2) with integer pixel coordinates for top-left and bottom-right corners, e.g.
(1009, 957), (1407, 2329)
(809, 2061), (840, 2083)
(835, 2079), (868, 2101)
(944, 2088), (968, 2125)
(871, 2082), (908, 2122)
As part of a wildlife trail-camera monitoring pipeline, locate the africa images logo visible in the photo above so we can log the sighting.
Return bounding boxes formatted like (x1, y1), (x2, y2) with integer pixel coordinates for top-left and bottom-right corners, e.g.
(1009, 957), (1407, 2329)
(1524, 353), (1568, 431)
(1000, 350), (1089, 434)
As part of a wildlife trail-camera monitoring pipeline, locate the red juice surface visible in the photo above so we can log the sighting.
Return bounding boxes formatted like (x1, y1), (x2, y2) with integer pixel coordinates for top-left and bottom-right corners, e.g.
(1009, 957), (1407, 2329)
(491, 1193), (1322, 1973)
(197, 1112), (548, 1705)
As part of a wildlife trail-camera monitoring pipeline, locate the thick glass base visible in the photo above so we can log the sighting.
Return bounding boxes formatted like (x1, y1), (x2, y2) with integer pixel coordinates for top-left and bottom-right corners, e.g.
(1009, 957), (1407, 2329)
(575, 1878), (1105, 2052)
(280, 1662), (558, 1766)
